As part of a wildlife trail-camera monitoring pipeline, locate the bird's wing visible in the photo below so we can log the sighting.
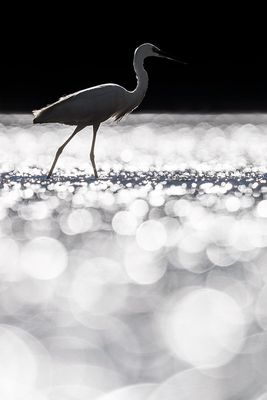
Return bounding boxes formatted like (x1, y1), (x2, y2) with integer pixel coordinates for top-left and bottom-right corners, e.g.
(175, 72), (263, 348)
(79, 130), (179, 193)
(33, 84), (127, 125)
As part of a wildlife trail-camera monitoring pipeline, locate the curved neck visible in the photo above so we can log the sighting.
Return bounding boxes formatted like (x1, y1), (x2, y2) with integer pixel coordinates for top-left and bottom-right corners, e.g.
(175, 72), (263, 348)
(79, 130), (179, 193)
(132, 52), (148, 105)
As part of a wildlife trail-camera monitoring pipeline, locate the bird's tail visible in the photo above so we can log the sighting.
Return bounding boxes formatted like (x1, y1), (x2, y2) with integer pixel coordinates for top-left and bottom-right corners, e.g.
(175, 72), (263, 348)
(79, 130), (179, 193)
(32, 109), (42, 124)
(32, 107), (52, 124)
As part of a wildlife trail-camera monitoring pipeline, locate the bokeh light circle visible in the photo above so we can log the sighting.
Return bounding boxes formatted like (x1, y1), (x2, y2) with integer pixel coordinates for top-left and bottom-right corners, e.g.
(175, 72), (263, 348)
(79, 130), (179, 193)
(161, 288), (246, 368)
(20, 237), (68, 280)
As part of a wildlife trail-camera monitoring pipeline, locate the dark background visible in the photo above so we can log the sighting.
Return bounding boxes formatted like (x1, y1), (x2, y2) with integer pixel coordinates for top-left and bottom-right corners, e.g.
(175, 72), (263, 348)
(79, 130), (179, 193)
(1, 6), (267, 113)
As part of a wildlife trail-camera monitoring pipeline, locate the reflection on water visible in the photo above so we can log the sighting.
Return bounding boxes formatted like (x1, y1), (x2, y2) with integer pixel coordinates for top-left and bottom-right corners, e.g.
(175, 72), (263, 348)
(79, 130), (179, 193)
(1, 114), (267, 399)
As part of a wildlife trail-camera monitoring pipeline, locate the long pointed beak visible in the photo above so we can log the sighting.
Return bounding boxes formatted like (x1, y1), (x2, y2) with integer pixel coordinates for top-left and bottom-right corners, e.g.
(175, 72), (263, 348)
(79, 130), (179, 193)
(157, 50), (187, 64)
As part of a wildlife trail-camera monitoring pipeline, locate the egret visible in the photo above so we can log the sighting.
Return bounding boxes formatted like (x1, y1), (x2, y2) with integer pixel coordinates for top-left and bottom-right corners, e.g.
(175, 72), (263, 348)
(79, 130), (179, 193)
(33, 43), (185, 178)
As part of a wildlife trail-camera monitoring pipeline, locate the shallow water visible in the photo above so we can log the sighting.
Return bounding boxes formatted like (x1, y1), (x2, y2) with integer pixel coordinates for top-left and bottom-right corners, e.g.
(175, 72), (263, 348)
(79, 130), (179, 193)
(1, 113), (267, 399)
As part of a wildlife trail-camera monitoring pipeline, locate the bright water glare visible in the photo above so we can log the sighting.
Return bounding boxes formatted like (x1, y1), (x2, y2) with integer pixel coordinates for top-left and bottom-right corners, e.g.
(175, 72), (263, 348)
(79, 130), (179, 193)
(1, 113), (267, 399)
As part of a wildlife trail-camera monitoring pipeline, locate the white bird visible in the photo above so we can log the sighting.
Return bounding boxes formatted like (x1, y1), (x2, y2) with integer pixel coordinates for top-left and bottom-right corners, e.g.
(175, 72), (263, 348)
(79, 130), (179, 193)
(33, 43), (184, 178)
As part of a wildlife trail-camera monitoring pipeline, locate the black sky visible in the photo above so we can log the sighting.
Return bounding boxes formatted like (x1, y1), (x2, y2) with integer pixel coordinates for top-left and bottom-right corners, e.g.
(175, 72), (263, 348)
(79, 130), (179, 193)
(1, 6), (267, 113)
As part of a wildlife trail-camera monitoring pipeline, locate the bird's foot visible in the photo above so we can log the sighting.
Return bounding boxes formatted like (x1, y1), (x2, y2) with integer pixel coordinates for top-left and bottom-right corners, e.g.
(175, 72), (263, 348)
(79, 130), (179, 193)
(92, 167), (98, 179)
(46, 168), (55, 179)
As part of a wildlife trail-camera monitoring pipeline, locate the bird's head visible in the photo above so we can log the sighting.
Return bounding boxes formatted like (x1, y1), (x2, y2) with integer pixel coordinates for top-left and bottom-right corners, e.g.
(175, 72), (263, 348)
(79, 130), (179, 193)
(135, 43), (186, 64)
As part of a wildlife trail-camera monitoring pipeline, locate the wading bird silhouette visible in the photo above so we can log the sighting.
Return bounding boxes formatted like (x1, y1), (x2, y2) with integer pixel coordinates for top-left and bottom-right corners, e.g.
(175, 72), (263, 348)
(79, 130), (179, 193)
(33, 43), (185, 179)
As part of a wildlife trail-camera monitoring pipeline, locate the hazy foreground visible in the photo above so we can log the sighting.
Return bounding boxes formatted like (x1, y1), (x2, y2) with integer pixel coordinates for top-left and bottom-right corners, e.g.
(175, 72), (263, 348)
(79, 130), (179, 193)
(1, 113), (267, 399)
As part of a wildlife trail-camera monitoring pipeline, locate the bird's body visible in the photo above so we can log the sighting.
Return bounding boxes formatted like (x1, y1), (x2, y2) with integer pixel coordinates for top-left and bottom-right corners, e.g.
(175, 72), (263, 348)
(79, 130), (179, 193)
(33, 43), (182, 178)
(34, 84), (131, 125)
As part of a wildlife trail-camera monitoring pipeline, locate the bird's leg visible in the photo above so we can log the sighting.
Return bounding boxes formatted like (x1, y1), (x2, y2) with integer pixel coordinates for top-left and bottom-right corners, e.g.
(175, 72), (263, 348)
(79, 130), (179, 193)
(90, 123), (100, 179)
(47, 124), (86, 178)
